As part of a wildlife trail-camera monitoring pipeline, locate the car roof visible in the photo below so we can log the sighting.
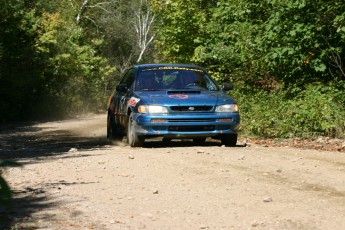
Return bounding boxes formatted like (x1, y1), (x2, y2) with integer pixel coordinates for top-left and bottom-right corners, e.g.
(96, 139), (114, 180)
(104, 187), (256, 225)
(134, 63), (206, 71)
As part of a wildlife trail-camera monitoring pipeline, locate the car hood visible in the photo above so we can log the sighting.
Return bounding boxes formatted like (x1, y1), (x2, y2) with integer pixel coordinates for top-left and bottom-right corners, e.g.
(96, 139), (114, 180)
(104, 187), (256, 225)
(134, 90), (235, 106)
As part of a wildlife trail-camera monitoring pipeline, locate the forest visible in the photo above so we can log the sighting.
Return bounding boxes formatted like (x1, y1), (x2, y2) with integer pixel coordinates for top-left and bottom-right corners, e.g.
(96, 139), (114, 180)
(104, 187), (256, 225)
(1, 0), (345, 138)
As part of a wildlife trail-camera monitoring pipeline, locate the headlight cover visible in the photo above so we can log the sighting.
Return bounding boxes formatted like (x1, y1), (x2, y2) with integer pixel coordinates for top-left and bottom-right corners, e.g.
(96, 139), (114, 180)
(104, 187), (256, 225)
(138, 105), (168, 114)
(215, 104), (239, 113)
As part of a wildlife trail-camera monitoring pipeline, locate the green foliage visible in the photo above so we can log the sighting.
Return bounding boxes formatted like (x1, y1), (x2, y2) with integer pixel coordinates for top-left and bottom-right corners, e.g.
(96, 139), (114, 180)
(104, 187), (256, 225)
(283, 83), (345, 137)
(0, 0), (117, 121)
(234, 90), (284, 137)
(261, 0), (345, 86)
(48, 39), (116, 114)
(0, 0), (42, 121)
(153, 0), (345, 87)
(151, 0), (215, 63)
(235, 83), (345, 138)
(0, 0), (161, 121)
(334, 11), (345, 39)
(194, 0), (266, 83)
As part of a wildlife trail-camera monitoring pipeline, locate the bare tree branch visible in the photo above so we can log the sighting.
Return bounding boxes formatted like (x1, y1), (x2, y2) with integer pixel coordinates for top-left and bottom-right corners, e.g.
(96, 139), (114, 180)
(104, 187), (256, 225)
(135, 0), (155, 63)
(69, 0), (75, 8)
(84, 16), (99, 33)
(85, 2), (112, 13)
(323, 36), (345, 78)
(76, 0), (112, 24)
(76, 0), (89, 24)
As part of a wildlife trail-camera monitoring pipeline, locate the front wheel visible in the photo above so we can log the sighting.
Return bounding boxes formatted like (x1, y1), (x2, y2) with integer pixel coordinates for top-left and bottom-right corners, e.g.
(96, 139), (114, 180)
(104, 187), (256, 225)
(220, 134), (237, 147)
(127, 113), (145, 147)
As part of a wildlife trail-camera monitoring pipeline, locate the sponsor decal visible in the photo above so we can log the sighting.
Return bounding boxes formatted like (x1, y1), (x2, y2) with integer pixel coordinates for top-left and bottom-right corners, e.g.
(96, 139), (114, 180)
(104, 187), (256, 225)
(168, 94), (189, 99)
(128, 97), (140, 106)
(142, 67), (203, 73)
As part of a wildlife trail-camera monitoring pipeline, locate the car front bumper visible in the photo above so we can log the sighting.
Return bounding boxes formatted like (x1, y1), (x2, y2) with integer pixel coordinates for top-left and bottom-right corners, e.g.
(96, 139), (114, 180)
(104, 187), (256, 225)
(132, 112), (240, 138)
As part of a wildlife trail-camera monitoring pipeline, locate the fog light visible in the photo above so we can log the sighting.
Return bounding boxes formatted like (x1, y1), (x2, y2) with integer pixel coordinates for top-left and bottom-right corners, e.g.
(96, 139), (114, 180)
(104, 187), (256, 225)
(151, 118), (167, 123)
(219, 118), (233, 122)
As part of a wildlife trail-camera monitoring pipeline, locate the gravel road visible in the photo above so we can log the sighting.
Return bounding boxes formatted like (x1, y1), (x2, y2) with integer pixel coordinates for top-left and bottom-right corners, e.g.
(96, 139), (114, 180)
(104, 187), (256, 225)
(2, 114), (345, 229)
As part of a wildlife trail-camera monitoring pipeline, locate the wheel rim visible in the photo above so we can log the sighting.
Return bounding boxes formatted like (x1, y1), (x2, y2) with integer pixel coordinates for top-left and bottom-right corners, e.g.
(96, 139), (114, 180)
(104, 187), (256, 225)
(127, 114), (144, 147)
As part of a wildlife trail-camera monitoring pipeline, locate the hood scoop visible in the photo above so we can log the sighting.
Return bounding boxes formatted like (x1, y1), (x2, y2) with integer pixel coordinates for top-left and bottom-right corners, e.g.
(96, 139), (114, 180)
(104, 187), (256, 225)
(167, 90), (200, 95)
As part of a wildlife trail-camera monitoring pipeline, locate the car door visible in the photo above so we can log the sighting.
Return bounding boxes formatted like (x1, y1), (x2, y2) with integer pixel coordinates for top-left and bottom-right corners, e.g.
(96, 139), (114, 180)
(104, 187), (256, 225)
(115, 68), (135, 126)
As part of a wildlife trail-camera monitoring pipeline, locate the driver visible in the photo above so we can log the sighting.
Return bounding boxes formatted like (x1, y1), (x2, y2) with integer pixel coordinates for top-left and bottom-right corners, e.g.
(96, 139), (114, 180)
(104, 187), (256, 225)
(143, 76), (158, 89)
(137, 72), (162, 90)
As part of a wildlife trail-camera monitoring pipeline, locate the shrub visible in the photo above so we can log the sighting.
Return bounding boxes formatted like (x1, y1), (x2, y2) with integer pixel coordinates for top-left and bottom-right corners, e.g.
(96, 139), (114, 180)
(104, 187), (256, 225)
(233, 83), (345, 138)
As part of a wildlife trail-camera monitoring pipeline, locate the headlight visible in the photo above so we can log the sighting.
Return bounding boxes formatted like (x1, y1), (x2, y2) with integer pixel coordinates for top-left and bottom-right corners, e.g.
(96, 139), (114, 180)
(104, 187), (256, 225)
(215, 104), (239, 112)
(138, 105), (168, 114)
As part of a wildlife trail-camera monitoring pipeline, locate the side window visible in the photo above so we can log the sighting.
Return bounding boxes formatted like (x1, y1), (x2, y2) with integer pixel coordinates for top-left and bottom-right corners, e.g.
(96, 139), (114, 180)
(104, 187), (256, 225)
(120, 68), (135, 88)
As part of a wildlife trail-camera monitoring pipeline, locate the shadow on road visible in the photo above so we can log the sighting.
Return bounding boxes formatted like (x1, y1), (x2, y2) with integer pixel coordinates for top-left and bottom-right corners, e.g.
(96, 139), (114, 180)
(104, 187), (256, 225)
(0, 120), (109, 229)
(0, 124), (109, 162)
(142, 138), (247, 148)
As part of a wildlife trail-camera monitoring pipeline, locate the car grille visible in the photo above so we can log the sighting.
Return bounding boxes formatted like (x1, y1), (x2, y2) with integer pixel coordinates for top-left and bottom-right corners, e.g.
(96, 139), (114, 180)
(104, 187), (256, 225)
(167, 118), (216, 122)
(168, 125), (215, 132)
(170, 106), (213, 112)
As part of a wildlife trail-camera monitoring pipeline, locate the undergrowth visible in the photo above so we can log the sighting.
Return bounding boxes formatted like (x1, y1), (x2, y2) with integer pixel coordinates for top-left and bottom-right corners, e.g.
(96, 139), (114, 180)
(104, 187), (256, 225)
(232, 83), (345, 139)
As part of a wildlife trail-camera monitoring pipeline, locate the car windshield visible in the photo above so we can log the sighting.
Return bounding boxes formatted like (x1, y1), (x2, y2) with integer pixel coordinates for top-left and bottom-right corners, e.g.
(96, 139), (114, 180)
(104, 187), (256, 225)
(134, 67), (219, 91)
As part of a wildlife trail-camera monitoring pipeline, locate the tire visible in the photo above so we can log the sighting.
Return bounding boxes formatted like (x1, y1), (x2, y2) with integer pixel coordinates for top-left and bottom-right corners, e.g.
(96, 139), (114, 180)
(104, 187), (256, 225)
(127, 113), (145, 147)
(193, 137), (206, 145)
(220, 134), (237, 147)
(107, 112), (123, 141)
(162, 137), (172, 143)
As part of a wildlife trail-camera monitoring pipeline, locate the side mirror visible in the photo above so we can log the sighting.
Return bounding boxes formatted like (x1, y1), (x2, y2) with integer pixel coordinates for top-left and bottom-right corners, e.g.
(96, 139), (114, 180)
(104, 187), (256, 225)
(116, 84), (128, 93)
(221, 83), (233, 91)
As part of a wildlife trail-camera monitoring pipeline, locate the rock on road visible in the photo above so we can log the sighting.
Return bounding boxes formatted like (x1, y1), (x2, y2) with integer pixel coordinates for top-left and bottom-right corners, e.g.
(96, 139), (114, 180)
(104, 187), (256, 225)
(2, 114), (345, 229)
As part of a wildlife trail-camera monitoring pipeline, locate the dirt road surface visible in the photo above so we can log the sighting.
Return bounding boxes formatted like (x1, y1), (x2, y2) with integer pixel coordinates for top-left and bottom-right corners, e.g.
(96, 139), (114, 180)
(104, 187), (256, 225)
(2, 114), (345, 229)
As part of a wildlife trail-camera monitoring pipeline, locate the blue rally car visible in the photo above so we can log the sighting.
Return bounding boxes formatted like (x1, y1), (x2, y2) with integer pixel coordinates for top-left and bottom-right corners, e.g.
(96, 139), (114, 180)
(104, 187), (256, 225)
(107, 64), (240, 147)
